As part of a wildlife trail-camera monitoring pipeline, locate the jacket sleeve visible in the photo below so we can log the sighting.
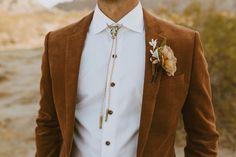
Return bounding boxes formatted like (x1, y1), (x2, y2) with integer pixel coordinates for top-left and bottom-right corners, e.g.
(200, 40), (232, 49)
(182, 31), (219, 157)
(35, 32), (62, 157)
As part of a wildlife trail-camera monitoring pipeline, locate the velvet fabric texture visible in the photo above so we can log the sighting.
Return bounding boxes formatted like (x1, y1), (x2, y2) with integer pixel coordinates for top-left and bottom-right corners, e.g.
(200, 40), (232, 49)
(35, 9), (219, 157)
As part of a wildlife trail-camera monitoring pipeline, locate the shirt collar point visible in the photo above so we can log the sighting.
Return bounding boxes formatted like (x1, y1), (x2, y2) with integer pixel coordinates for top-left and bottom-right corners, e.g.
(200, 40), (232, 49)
(91, 2), (144, 34)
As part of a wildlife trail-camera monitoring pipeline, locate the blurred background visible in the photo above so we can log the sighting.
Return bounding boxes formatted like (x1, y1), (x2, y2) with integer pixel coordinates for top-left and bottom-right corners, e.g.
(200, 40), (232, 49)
(0, 0), (235, 156)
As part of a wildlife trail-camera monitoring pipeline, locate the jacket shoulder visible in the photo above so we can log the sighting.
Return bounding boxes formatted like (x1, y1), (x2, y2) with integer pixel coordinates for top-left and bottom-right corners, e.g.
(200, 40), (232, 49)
(48, 11), (93, 41)
(156, 16), (196, 41)
(143, 9), (197, 46)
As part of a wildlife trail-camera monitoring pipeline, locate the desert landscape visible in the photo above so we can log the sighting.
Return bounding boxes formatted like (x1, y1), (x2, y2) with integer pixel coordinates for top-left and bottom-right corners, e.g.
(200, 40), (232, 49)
(0, 0), (236, 157)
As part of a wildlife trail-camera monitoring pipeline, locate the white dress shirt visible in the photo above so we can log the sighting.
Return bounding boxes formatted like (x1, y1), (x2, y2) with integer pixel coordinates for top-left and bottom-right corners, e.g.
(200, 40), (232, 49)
(72, 2), (146, 157)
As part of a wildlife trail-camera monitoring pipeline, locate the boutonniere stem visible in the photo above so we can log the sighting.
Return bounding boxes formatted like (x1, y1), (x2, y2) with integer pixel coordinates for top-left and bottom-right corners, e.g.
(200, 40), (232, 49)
(151, 63), (160, 82)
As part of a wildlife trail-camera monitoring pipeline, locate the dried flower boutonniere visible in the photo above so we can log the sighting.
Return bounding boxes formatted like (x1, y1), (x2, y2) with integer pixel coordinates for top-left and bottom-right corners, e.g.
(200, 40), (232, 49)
(149, 38), (177, 82)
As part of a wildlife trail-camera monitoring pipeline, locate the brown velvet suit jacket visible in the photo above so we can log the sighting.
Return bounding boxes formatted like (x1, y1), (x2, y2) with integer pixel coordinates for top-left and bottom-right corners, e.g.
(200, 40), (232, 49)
(35, 8), (219, 157)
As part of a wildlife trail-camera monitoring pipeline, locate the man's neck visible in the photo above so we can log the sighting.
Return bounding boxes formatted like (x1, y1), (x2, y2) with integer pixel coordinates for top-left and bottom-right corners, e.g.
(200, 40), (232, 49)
(97, 0), (139, 22)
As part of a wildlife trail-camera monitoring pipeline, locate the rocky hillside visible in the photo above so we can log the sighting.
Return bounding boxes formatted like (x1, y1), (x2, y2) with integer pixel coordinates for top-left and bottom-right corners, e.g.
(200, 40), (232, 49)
(0, 0), (44, 14)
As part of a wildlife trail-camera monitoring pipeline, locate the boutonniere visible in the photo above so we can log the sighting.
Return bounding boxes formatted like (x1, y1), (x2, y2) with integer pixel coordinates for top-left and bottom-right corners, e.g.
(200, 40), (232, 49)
(149, 38), (177, 82)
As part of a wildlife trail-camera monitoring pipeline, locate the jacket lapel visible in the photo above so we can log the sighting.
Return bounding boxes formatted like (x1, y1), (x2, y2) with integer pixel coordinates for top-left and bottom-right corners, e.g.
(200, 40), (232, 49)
(136, 9), (166, 157)
(65, 12), (94, 156)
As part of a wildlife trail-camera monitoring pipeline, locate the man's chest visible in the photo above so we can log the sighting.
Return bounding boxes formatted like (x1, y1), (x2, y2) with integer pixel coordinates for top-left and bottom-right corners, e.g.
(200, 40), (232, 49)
(77, 29), (146, 100)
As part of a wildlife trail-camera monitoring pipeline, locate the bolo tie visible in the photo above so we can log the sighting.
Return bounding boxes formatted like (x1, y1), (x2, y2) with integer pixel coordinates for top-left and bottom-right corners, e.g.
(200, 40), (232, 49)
(99, 23), (122, 129)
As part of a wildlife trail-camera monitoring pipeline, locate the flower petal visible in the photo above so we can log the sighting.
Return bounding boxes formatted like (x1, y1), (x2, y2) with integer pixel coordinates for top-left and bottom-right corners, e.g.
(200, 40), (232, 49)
(153, 39), (157, 49)
(150, 57), (153, 62)
(153, 49), (159, 58)
(149, 41), (153, 46)
(152, 60), (158, 64)
(150, 49), (154, 55)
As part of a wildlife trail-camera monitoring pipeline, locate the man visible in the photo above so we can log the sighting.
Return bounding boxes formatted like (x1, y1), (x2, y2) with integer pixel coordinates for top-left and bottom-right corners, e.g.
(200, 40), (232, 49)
(35, 0), (219, 157)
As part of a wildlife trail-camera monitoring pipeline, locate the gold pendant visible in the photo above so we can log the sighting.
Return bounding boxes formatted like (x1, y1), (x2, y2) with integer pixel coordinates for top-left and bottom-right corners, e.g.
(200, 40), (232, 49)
(107, 24), (121, 39)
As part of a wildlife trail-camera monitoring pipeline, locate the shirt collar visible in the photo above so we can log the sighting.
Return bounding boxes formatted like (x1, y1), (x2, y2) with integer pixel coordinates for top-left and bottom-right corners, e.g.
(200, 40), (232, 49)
(90, 2), (144, 34)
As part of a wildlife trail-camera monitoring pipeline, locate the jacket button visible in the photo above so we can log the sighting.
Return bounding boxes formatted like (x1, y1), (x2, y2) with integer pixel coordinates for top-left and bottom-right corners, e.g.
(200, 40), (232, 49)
(105, 141), (111, 146)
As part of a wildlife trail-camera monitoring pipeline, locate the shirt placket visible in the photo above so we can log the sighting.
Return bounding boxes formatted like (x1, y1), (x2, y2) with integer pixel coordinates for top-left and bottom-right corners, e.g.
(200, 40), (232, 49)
(100, 26), (122, 157)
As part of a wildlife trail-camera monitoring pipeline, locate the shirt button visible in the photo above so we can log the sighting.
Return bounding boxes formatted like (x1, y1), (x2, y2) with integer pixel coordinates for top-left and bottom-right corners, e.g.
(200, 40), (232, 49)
(105, 141), (111, 146)
(110, 82), (115, 87)
(112, 54), (117, 58)
(108, 110), (113, 115)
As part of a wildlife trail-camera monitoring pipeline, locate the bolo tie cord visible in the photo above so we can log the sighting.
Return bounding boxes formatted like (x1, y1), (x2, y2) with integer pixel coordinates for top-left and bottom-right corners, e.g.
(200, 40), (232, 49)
(99, 24), (122, 129)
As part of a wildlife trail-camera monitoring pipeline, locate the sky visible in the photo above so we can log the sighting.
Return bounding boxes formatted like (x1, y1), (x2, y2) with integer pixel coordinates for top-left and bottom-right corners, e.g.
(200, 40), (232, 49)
(38, 0), (73, 8)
